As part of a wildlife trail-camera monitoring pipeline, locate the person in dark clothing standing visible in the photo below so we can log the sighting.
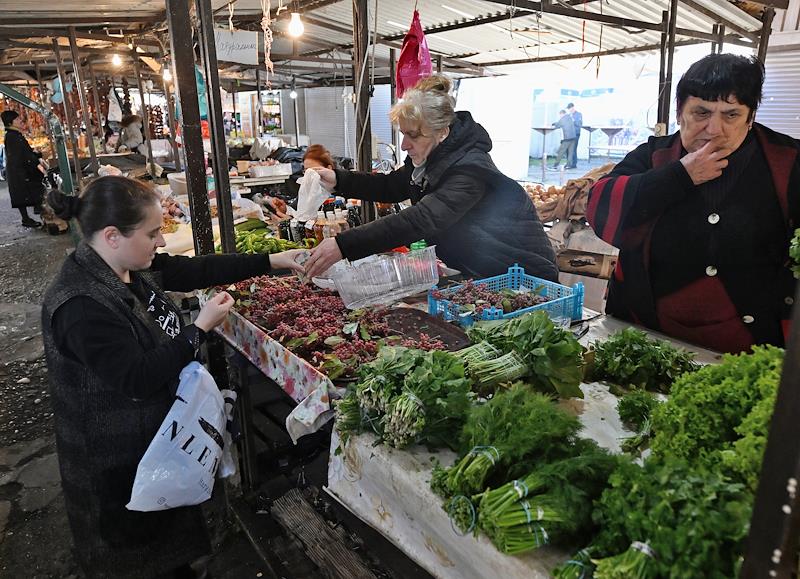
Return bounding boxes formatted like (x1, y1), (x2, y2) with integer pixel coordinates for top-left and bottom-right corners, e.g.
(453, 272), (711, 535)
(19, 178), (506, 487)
(587, 54), (799, 354)
(567, 103), (583, 169)
(41, 176), (304, 579)
(2, 110), (46, 227)
(303, 74), (557, 282)
(550, 109), (577, 170)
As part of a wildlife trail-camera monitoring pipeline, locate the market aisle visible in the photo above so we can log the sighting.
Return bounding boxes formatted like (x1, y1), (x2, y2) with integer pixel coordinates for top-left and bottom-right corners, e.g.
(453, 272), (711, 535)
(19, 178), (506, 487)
(0, 182), (270, 579)
(0, 179), (82, 577)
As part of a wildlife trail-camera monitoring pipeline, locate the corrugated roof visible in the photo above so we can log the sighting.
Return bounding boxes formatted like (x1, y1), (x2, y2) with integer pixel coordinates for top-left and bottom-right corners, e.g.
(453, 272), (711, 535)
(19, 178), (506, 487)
(0, 0), (765, 85)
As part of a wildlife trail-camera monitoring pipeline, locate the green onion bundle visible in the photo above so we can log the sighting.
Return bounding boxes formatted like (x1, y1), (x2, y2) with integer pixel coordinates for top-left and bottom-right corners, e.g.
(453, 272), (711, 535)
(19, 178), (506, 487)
(438, 446), (501, 497)
(455, 341), (502, 367)
(592, 542), (657, 579)
(468, 351), (530, 391)
(552, 548), (596, 579)
(333, 392), (362, 444)
(486, 522), (551, 555)
(355, 374), (394, 413)
(384, 390), (426, 448)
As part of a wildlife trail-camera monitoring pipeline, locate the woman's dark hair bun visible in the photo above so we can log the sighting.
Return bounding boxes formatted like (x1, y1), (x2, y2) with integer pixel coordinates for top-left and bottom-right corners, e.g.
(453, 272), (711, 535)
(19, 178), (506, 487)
(47, 189), (82, 220)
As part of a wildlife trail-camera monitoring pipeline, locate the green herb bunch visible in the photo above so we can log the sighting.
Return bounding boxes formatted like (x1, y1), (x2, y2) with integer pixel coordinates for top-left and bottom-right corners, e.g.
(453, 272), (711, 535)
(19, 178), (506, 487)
(790, 227), (800, 278)
(433, 385), (582, 499)
(463, 311), (584, 398)
(591, 457), (752, 579)
(650, 345), (782, 490)
(590, 328), (698, 392)
(335, 346), (472, 450)
(617, 389), (660, 431)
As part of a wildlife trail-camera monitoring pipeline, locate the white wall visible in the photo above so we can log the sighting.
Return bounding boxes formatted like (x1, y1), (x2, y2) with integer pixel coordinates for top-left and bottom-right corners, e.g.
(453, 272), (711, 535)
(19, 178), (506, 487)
(456, 75), (534, 180)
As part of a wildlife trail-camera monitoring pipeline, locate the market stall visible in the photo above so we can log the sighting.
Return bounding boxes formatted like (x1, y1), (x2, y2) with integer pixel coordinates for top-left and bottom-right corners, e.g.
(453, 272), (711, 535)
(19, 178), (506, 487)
(325, 315), (721, 579)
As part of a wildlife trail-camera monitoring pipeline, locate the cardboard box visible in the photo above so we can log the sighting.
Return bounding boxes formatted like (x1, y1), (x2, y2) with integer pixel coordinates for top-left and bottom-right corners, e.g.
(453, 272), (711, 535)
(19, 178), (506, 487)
(557, 249), (617, 280)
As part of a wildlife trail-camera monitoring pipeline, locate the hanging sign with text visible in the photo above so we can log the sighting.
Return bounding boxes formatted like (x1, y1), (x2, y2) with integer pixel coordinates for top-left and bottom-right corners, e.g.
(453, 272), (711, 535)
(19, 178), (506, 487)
(214, 28), (259, 66)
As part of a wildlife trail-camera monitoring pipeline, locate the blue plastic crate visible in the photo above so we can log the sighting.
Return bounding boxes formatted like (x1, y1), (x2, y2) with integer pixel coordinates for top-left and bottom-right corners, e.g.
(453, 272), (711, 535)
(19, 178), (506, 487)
(428, 265), (584, 327)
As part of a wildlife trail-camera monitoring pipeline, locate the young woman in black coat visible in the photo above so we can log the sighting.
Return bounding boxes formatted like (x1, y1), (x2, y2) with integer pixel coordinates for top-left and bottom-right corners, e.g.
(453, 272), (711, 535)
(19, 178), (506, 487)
(2, 110), (46, 227)
(41, 176), (304, 578)
(303, 74), (557, 282)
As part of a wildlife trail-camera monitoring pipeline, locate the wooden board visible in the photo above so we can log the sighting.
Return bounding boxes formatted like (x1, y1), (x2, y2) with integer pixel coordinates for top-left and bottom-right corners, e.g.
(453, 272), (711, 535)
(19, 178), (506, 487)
(271, 488), (377, 579)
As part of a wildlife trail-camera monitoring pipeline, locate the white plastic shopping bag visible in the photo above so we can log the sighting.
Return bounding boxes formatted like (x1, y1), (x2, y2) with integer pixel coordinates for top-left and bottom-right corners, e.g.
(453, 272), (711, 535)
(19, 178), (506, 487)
(295, 168), (330, 222)
(127, 362), (237, 512)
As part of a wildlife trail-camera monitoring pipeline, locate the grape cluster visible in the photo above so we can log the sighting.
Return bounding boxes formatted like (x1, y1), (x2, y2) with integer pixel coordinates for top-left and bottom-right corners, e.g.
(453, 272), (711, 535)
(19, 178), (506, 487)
(402, 332), (446, 351)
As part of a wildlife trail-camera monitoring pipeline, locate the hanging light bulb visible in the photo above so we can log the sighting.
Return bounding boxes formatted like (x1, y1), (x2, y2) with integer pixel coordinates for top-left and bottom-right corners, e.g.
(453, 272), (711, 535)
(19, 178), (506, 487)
(111, 54), (122, 67)
(287, 12), (304, 37)
(162, 67), (173, 82)
(289, 89), (298, 99)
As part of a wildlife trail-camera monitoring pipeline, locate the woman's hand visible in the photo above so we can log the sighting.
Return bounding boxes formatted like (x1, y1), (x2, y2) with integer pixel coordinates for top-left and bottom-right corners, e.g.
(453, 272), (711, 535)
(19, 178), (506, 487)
(309, 167), (337, 191)
(304, 238), (343, 280)
(195, 291), (234, 332)
(269, 249), (307, 274)
(680, 141), (732, 185)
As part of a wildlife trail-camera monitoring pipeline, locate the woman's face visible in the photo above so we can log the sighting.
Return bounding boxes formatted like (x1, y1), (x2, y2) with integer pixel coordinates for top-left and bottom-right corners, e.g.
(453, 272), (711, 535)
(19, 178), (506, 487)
(115, 203), (166, 271)
(678, 95), (752, 153)
(303, 157), (332, 171)
(399, 119), (443, 167)
(11, 116), (24, 130)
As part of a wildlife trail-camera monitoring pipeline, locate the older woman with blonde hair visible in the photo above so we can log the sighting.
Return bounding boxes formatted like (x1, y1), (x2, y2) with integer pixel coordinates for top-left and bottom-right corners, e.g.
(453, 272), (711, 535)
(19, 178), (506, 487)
(304, 74), (557, 281)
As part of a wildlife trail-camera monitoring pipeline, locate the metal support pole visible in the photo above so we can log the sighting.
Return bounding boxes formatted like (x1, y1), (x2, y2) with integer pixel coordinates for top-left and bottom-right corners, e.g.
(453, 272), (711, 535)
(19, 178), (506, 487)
(711, 24), (719, 54)
(352, 0), (376, 223)
(231, 85), (237, 137)
(196, 0), (235, 254)
(34, 63), (57, 161)
(436, 55), (442, 73)
(161, 54), (182, 171)
(68, 27), (99, 175)
(256, 31), (264, 138)
(167, 0), (215, 256)
(88, 64), (108, 153)
(389, 48), (400, 162)
(52, 39), (84, 189)
(131, 42), (157, 178)
(293, 93), (300, 146)
(757, 7), (775, 64)
(656, 10), (669, 130)
(660, 0), (678, 129)
(716, 24), (725, 54)
(741, 283), (800, 577)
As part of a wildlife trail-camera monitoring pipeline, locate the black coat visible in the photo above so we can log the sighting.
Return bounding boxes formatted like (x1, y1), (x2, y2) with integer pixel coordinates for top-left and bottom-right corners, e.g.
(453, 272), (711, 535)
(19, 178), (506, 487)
(4, 127), (45, 208)
(42, 244), (272, 578)
(333, 111), (558, 281)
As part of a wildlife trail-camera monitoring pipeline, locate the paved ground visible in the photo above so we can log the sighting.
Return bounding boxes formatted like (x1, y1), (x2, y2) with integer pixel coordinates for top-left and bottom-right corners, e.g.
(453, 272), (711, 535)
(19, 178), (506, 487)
(0, 182), (268, 579)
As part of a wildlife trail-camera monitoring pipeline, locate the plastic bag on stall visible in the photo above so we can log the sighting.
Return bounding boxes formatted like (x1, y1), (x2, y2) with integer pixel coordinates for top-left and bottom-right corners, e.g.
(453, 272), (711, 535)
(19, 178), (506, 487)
(126, 362), (237, 512)
(396, 10), (433, 99)
(295, 168), (330, 222)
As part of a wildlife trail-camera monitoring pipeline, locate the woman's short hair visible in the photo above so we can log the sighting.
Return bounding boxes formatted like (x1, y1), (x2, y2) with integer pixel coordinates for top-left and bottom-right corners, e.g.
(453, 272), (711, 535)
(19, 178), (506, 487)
(676, 54), (764, 118)
(303, 144), (335, 168)
(48, 176), (160, 238)
(389, 74), (456, 135)
(1, 110), (20, 127)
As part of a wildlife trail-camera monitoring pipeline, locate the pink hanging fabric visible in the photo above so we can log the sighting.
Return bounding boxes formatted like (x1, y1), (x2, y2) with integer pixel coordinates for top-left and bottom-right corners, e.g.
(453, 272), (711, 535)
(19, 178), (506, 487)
(395, 10), (433, 99)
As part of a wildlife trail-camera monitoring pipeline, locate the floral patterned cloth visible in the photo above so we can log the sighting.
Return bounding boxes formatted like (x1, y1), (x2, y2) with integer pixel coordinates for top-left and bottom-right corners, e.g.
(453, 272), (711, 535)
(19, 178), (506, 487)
(215, 307), (343, 442)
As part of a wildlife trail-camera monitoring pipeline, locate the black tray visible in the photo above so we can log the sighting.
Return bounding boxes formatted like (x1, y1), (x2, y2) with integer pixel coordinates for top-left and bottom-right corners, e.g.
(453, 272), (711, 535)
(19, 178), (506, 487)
(383, 308), (470, 351)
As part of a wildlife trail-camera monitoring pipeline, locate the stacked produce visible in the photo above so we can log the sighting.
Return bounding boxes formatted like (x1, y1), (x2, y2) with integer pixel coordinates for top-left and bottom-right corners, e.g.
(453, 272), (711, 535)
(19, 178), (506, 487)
(334, 346), (472, 449)
(522, 183), (566, 208)
(462, 311), (584, 398)
(429, 385), (617, 553)
(227, 276), (444, 379)
(228, 218), (307, 254)
(555, 345), (783, 578)
(430, 280), (550, 317)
